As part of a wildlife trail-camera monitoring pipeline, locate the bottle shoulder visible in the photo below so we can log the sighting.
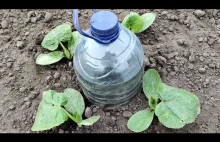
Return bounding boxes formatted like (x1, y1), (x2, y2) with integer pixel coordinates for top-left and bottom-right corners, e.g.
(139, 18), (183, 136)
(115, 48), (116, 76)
(76, 26), (142, 60)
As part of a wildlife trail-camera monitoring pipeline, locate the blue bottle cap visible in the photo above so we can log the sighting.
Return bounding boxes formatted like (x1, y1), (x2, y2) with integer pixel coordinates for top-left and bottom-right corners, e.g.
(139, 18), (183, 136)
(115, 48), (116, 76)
(90, 11), (119, 39)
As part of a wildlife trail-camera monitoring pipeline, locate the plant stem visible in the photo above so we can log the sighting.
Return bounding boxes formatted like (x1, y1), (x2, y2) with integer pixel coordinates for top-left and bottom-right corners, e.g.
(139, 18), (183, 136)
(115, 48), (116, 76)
(61, 107), (77, 123)
(59, 42), (66, 50)
(59, 42), (71, 59)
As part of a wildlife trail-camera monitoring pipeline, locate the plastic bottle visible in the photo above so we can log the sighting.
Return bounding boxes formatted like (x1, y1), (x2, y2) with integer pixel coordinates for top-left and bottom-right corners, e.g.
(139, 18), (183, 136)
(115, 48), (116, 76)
(73, 9), (144, 108)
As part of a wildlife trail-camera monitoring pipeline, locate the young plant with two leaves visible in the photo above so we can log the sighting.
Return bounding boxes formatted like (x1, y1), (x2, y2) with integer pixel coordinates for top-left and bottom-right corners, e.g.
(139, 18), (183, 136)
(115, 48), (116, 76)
(31, 88), (100, 131)
(36, 24), (81, 65)
(127, 69), (200, 132)
(122, 12), (156, 33)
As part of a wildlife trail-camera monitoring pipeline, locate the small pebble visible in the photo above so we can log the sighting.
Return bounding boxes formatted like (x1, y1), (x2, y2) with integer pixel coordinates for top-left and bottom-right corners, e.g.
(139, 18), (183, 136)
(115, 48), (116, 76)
(26, 101), (31, 108)
(122, 111), (132, 118)
(9, 104), (16, 110)
(54, 83), (61, 88)
(8, 73), (13, 77)
(16, 41), (25, 49)
(106, 112), (111, 116)
(194, 10), (205, 17)
(46, 76), (52, 82)
(203, 52), (209, 57)
(45, 12), (52, 22)
(156, 56), (167, 65)
(198, 37), (203, 42)
(199, 68), (206, 73)
(53, 72), (61, 79)
(161, 11), (168, 15)
(209, 63), (215, 68)
(85, 107), (92, 118)
(19, 87), (26, 93)
(1, 20), (9, 29)
(92, 107), (97, 113)
(199, 57), (204, 62)
(188, 64), (194, 70)
(189, 55), (196, 62)
(144, 57), (150, 66)
(6, 62), (12, 68)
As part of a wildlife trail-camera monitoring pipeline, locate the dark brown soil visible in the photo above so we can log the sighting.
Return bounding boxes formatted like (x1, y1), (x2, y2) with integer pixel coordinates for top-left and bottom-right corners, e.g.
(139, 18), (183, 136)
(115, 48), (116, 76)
(0, 9), (220, 133)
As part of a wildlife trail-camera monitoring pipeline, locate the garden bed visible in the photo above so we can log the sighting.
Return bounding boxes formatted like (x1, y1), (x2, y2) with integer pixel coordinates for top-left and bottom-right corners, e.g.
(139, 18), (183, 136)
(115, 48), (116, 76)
(0, 9), (219, 133)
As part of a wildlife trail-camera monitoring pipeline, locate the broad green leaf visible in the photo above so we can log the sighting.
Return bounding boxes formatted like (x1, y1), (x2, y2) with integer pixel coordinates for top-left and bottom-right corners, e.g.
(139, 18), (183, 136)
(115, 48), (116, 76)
(31, 90), (68, 131)
(149, 96), (157, 110)
(63, 88), (85, 116)
(42, 24), (72, 51)
(136, 13), (156, 33)
(68, 31), (81, 58)
(155, 83), (200, 129)
(143, 69), (162, 101)
(127, 109), (154, 132)
(36, 51), (65, 65)
(122, 12), (143, 33)
(79, 115), (100, 126)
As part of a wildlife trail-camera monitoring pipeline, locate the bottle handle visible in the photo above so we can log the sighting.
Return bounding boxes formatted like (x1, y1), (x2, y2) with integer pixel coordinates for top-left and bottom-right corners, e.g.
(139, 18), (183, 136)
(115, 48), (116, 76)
(73, 9), (113, 44)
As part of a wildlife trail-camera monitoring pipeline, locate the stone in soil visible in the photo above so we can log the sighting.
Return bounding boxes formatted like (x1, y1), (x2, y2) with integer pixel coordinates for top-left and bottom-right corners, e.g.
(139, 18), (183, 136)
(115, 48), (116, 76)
(35, 36), (44, 45)
(54, 83), (61, 88)
(45, 12), (52, 22)
(1, 20), (9, 29)
(2, 36), (11, 42)
(19, 87), (26, 93)
(122, 111), (132, 118)
(92, 107), (97, 113)
(105, 116), (116, 127)
(53, 72), (61, 79)
(9, 104), (16, 110)
(194, 10), (205, 17)
(46, 76), (52, 83)
(144, 57), (150, 66)
(189, 54), (196, 62)
(6, 62), (13, 68)
(16, 41), (25, 49)
(156, 56), (167, 65)
(85, 107), (92, 118)
(199, 68), (206, 73)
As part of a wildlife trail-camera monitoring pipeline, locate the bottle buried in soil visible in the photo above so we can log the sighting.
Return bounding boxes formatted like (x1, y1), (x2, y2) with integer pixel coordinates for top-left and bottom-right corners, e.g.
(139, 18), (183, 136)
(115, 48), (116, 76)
(73, 9), (144, 109)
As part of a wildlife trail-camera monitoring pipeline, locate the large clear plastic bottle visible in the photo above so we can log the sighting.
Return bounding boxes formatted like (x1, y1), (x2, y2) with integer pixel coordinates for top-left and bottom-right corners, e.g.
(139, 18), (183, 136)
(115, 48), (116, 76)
(73, 10), (144, 108)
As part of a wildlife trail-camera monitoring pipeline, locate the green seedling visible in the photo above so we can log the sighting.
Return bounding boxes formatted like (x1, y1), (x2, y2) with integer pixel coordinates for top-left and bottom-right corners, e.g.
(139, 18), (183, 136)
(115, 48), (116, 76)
(127, 69), (200, 132)
(122, 12), (156, 33)
(31, 88), (100, 131)
(36, 24), (81, 65)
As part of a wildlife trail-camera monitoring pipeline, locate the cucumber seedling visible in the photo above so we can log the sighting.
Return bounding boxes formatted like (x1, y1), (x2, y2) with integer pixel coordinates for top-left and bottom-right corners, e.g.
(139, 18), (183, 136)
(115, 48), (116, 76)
(122, 12), (156, 33)
(127, 69), (200, 132)
(31, 88), (100, 131)
(36, 23), (81, 65)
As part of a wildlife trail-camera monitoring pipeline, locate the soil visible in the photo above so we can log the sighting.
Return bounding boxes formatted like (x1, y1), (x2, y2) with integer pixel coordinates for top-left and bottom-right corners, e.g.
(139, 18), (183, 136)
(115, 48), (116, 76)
(0, 9), (220, 133)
